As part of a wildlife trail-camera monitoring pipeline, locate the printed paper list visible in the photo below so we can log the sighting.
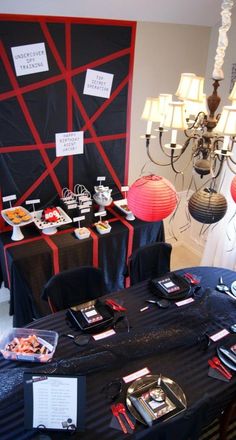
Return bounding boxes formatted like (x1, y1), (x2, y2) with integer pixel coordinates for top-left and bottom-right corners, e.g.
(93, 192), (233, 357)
(32, 376), (77, 429)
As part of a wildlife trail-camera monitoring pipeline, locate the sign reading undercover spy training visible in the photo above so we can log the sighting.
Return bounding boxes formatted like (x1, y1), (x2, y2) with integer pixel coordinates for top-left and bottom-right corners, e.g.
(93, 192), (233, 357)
(11, 42), (49, 77)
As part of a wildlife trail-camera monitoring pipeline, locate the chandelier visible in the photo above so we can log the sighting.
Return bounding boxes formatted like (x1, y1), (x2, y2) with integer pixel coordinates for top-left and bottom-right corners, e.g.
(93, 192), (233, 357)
(130, 0), (236, 224)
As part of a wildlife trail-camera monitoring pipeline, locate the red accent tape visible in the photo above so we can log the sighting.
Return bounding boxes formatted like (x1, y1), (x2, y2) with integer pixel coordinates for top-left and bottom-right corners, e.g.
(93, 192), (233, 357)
(42, 235), (60, 274)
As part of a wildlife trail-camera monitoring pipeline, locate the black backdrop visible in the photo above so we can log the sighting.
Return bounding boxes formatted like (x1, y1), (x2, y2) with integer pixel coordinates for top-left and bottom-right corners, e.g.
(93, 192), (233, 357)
(0, 14), (136, 231)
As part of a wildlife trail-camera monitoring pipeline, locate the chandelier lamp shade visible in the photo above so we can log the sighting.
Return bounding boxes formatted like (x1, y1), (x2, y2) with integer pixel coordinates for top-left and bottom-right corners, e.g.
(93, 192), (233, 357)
(229, 80), (236, 104)
(230, 176), (236, 202)
(127, 175), (178, 222)
(176, 73), (205, 102)
(139, 0), (236, 221)
(188, 188), (227, 224)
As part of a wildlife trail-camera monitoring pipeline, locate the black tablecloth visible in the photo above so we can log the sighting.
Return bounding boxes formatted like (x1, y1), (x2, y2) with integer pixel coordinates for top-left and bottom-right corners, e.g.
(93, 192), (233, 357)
(0, 206), (164, 326)
(0, 267), (236, 440)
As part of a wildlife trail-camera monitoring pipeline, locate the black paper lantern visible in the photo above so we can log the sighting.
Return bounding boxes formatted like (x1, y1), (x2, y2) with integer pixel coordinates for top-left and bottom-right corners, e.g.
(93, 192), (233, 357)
(188, 188), (227, 224)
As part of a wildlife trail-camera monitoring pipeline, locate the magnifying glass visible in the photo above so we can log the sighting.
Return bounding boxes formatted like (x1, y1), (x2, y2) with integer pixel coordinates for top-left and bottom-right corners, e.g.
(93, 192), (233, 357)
(63, 333), (91, 346)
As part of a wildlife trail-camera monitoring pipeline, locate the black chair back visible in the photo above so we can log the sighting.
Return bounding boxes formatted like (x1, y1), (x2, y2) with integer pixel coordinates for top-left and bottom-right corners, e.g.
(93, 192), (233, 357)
(128, 242), (172, 285)
(42, 266), (106, 312)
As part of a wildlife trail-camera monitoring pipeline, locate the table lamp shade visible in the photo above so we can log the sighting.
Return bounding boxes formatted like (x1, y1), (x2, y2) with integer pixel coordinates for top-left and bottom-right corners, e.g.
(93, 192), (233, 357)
(127, 175), (178, 222)
(230, 176), (236, 202)
(188, 188), (227, 224)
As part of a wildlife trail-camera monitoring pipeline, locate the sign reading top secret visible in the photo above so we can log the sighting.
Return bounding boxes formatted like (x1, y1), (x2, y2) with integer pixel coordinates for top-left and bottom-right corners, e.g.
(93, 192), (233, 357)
(11, 42), (49, 77)
(83, 69), (114, 99)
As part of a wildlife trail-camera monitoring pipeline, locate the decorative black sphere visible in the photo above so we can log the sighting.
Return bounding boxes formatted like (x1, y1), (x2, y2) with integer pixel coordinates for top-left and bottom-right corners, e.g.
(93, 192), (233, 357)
(194, 159), (211, 176)
(188, 188), (227, 224)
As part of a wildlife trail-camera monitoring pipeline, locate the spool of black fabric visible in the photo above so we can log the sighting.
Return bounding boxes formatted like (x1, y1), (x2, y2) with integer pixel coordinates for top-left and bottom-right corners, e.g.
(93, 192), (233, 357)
(188, 187), (227, 224)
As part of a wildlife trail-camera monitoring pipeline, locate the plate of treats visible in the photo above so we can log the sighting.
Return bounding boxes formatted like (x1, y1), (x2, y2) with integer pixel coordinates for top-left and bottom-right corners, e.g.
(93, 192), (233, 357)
(33, 206), (72, 235)
(113, 199), (135, 221)
(1, 206), (33, 241)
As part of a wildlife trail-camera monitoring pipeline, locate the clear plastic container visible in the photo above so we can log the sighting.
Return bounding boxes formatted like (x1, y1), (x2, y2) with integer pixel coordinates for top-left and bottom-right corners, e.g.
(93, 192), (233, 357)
(0, 328), (59, 362)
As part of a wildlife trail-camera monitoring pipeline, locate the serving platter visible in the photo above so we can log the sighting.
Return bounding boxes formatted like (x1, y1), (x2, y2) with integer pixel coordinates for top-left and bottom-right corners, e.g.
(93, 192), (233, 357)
(33, 206), (72, 235)
(114, 199), (135, 221)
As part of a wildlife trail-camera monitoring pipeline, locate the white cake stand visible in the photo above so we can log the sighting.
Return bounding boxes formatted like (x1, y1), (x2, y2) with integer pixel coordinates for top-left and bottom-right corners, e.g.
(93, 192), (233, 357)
(1, 207), (33, 241)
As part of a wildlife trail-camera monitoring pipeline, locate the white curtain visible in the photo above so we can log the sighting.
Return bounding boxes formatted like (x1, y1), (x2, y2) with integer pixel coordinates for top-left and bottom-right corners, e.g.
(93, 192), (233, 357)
(201, 164), (236, 270)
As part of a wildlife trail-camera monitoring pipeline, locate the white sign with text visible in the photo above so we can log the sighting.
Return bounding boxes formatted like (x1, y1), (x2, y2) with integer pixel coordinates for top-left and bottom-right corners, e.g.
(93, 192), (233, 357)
(11, 42), (49, 77)
(56, 131), (84, 157)
(83, 69), (114, 99)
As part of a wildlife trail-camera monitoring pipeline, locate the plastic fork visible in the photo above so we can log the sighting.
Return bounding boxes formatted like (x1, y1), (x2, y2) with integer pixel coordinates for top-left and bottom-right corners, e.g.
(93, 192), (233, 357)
(212, 356), (232, 379)
(111, 404), (128, 434)
(208, 359), (232, 380)
(116, 403), (135, 430)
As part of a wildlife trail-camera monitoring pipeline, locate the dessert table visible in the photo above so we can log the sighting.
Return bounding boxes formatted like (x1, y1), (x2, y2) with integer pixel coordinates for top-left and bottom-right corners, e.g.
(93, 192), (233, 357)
(0, 206), (164, 326)
(0, 266), (236, 440)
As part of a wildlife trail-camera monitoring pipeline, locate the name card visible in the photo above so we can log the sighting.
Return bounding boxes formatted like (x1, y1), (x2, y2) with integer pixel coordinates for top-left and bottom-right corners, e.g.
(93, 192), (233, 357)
(68, 204), (78, 210)
(123, 367), (150, 384)
(79, 195), (90, 202)
(210, 329), (229, 342)
(79, 203), (91, 208)
(175, 298), (195, 307)
(83, 69), (114, 99)
(94, 210), (106, 217)
(97, 176), (106, 181)
(25, 199), (40, 205)
(93, 329), (116, 341)
(11, 42), (49, 77)
(56, 131), (84, 157)
(121, 186), (129, 192)
(2, 195), (17, 202)
(80, 208), (90, 214)
(73, 216), (85, 222)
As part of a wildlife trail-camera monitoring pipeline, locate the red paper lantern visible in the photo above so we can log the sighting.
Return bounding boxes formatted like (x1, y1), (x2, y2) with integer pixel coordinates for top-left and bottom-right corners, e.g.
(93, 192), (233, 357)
(127, 175), (178, 222)
(230, 176), (236, 202)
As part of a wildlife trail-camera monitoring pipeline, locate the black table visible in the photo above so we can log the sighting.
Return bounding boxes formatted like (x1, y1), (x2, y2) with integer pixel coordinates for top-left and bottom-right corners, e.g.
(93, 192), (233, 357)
(0, 266), (236, 440)
(0, 206), (164, 326)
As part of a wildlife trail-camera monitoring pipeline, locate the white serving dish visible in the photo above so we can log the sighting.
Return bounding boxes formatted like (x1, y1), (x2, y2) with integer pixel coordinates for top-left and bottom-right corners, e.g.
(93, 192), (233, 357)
(74, 227), (91, 240)
(0, 328), (58, 363)
(33, 206), (72, 235)
(95, 222), (111, 235)
(1, 206), (33, 241)
(114, 199), (135, 221)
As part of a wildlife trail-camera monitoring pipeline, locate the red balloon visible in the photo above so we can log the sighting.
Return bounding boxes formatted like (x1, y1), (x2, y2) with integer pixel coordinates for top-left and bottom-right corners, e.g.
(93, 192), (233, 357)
(230, 176), (236, 202)
(127, 175), (177, 222)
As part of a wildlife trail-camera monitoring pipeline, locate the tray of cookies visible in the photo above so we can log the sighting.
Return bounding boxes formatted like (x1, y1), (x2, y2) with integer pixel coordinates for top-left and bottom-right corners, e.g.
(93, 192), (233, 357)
(1, 206), (33, 227)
